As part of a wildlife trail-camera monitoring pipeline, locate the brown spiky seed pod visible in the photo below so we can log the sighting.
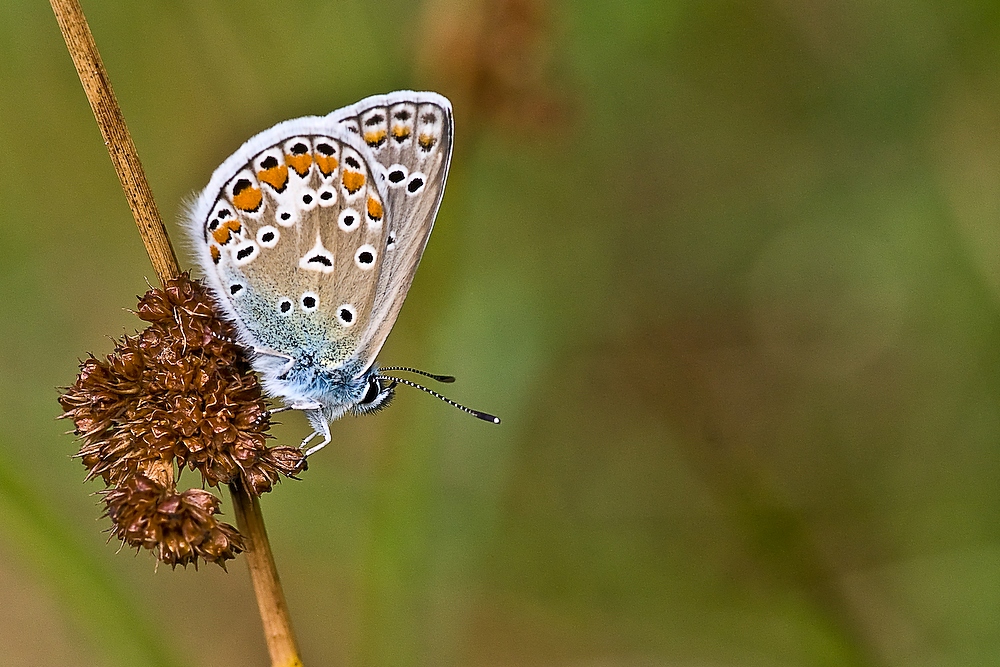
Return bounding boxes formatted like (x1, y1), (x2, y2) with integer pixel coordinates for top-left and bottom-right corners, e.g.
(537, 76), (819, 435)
(103, 474), (245, 568)
(59, 273), (306, 567)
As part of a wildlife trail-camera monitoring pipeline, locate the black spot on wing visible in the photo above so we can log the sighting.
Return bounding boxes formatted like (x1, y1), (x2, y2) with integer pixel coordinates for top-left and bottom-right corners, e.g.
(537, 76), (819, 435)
(307, 254), (332, 267)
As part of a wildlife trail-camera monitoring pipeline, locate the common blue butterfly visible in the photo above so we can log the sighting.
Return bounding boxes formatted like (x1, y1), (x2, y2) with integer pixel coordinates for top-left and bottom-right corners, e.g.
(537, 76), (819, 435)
(185, 91), (498, 456)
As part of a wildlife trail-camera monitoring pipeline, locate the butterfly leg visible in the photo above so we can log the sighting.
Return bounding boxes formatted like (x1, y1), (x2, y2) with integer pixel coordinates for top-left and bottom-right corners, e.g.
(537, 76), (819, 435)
(269, 400), (322, 415)
(301, 412), (332, 457)
(252, 347), (297, 379)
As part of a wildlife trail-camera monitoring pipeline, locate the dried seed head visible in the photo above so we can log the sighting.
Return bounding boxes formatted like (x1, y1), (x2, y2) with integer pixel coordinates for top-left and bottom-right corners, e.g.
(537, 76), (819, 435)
(59, 274), (306, 567)
(103, 474), (245, 568)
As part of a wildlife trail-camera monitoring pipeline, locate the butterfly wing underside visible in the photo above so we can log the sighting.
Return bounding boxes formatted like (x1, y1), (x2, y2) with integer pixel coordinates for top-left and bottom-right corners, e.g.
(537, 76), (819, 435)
(328, 91), (454, 373)
(187, 118), (392, 374)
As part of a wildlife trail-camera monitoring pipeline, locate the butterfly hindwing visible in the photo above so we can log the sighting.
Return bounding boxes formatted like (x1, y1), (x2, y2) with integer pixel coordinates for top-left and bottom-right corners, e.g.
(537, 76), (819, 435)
(327, 91), (454, 373)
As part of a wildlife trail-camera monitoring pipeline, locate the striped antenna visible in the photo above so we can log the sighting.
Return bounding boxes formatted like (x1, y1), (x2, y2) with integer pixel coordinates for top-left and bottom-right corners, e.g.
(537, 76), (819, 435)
(379, 366), (456, 383)
(377, 375), (500, 424)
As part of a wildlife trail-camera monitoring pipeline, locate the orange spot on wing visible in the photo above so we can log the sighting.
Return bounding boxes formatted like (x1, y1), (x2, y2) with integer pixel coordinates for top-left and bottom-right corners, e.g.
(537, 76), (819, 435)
(285, 153), (312, 177)
(342, 170), (365, 194)
(391, 125), (410, 141)
(366, 196), (383, 221)
(212, 219), (242, 245)
(364, 129), (387, 147)
(257, 165), (288, 191)
(315, 154), (338, 176)
(232, 185), (262, 212)
(210, 245), (221, 263)
(418, 133), (436, 150)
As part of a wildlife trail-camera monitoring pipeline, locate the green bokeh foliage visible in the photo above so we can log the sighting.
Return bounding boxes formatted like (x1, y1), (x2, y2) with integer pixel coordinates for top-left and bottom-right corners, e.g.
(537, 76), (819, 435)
(2, 1), (1000, 666)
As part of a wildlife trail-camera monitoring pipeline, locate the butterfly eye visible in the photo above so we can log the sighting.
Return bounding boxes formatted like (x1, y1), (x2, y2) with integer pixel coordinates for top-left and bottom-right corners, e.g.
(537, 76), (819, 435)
(360, 378), (381, 405)
(354, 376), (395, 415)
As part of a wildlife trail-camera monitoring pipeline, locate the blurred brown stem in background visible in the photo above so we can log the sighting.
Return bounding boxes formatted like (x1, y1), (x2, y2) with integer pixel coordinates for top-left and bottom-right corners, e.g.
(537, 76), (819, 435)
(48, 0), (303, 665)
(417, 0), (570, 135)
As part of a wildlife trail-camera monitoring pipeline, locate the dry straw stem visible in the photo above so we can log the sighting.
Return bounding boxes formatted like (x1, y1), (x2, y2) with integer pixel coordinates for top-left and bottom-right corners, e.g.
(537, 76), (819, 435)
(49, 1), (303, 664)
(48, 0), (178, 281)
(231, 481), (304, 667)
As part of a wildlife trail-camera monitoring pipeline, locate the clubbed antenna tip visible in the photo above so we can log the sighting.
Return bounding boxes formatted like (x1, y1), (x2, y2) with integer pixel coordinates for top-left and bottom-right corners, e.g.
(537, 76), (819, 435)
(378, 374), (501, 424)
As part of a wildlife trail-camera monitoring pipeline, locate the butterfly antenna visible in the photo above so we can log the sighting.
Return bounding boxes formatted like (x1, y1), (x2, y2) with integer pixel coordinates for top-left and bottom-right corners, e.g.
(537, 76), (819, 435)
(378, 375), (500, 424)
(379, 366), (456, 383)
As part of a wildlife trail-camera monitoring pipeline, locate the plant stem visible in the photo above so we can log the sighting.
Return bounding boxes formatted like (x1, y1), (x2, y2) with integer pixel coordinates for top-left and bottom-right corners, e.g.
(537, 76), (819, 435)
(49, 1), (302, 664)
(48, 0), (179, 281)
(230, 482), (304, 667)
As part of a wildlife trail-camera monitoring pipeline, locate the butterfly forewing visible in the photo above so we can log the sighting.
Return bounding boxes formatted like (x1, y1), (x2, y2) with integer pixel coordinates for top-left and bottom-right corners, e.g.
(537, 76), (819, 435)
(328, 92), (454, 372)
(194, 126), (390, 369)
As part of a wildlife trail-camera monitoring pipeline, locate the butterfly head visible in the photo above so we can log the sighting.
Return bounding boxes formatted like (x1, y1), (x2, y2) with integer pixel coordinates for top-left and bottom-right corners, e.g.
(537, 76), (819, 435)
(350, 368), (395, 416)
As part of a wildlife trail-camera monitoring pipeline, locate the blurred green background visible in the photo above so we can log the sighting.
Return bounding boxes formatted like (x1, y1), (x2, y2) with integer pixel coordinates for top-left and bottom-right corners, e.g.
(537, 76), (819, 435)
(3, 0), (1000, 665)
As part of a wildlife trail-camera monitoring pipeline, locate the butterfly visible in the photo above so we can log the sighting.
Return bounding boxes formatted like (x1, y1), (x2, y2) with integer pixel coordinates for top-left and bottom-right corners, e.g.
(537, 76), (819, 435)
(185, 91), (498, 456)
